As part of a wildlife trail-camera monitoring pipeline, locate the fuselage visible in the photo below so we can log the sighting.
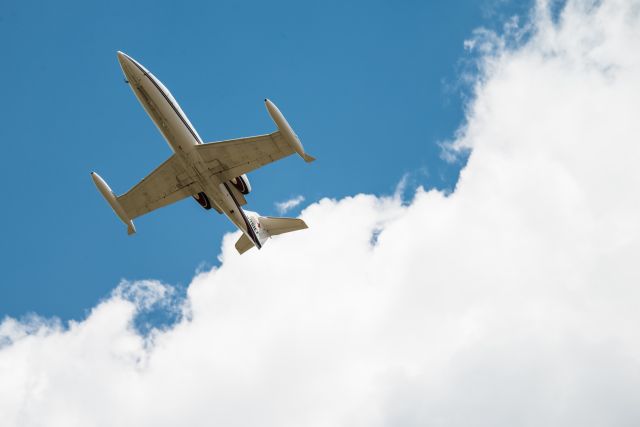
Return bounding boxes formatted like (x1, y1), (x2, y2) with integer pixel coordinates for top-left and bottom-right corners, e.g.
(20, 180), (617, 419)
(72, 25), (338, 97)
(116, 52), (262, 248)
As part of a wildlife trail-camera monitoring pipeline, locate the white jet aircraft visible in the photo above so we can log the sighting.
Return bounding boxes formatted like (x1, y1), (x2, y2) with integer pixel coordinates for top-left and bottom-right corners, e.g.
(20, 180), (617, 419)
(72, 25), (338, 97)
(91, 52), (315, 254)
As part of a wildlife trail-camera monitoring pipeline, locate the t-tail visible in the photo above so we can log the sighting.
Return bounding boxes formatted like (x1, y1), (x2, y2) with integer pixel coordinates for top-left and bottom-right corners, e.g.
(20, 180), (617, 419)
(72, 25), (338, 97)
(235, 211), (308, 254)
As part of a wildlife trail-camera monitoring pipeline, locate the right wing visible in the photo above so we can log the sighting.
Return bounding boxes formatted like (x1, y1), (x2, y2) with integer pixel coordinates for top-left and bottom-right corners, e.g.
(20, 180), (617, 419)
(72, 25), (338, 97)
(195, 131), (295, 181)
(117, 154), (201, 219)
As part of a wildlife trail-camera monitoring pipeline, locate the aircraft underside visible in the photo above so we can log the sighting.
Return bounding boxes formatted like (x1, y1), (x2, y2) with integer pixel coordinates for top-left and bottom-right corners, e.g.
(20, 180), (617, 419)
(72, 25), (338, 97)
(91, 51), (315, 253)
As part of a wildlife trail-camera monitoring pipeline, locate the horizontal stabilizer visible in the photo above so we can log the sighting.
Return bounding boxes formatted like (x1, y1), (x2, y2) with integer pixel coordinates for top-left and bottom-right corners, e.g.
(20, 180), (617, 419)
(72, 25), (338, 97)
(235, 233), (256, 254)
(260, 217), (308, 236)
(235, 214), (309, 255)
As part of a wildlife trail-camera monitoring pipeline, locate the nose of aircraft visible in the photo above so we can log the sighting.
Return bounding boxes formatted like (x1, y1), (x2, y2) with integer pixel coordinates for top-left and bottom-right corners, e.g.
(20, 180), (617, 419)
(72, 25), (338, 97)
(116, 51), (151, 82)
(117, 50), (134, 70)
(117, 50), (131, 73)
(117, 51), (142, 84)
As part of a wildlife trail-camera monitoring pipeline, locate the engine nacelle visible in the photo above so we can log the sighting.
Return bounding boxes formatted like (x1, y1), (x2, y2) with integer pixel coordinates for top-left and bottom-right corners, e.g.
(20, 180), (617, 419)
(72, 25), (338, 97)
(193, 192), (212, 210)
(230, 174), (251, 195)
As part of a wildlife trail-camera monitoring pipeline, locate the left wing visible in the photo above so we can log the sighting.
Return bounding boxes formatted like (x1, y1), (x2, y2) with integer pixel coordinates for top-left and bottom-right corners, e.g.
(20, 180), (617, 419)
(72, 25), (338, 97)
(195, 131), (295, 181)
(117, 154), (201, 219)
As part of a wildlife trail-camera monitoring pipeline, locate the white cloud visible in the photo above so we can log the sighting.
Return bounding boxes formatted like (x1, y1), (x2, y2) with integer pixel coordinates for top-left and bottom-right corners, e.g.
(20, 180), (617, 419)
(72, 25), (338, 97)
(3, 1), (640, 425)
(275, 195), (305, 214)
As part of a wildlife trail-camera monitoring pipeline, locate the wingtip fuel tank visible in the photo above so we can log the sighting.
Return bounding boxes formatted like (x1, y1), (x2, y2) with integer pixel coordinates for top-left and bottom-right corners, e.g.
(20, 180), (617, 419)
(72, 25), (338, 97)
(265, 99), (315, 163)
(91, 172), (136, 235)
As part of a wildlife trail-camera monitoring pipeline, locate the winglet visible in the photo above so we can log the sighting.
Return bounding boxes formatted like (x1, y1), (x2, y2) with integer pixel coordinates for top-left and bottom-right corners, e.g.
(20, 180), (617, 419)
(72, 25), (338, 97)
(302, 153), (316, 163)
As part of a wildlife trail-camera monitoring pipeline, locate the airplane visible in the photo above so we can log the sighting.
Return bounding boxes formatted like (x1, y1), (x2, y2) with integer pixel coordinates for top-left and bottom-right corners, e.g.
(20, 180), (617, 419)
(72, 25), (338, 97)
(91, 52), (315, 254)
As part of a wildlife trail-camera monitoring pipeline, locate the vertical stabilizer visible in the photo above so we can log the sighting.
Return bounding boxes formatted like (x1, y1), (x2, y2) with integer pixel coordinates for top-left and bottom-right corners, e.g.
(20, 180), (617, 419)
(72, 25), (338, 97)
(234, 214), (309, 254)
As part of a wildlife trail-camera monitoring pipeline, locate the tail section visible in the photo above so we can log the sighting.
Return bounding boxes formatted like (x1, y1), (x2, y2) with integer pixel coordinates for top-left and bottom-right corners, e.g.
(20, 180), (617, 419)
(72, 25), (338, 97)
(235, 233), (256, 254)
(259, 216), (308, 236)
(234, 213), (308, 254)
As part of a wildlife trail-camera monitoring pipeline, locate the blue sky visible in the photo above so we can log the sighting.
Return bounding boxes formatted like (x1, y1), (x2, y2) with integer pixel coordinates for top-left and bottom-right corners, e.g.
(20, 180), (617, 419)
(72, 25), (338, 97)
(0, 0), (532, 321)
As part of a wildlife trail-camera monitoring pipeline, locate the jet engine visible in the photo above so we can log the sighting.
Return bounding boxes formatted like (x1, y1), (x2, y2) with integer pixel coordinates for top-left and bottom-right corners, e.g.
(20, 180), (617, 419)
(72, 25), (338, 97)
(230, 174), (251, 195)
(193, 192), (212, 210)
